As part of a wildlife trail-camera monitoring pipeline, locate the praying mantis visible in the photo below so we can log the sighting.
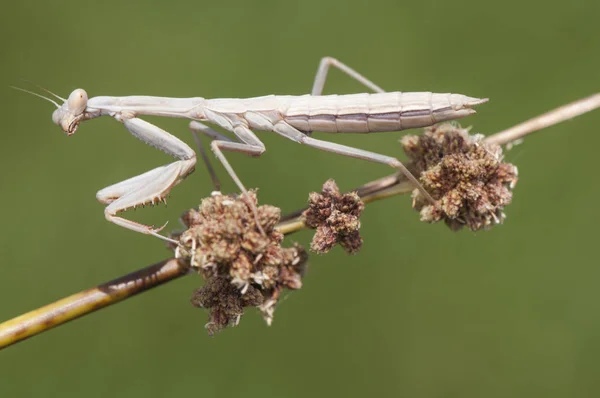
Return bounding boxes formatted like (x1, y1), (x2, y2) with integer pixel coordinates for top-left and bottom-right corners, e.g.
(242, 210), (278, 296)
(15, 57), (487, 242)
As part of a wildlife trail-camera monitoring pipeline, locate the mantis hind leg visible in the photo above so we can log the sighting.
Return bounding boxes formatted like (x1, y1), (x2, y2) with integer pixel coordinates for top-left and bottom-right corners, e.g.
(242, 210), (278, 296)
(311, 56), (386, 95)
(309, 57), (436, 204)
(272, 121), (436, 204)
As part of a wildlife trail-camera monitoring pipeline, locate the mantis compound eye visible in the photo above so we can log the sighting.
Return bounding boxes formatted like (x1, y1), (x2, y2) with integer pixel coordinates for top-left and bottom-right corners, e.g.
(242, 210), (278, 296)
(67, 88), (88, 115)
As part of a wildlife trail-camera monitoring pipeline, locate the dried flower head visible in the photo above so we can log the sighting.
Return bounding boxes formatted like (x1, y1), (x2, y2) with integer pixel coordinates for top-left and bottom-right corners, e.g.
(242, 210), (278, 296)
(176, 191), (308, 335)
(401, 123), (518, 231)
(302, 179), (364, 254)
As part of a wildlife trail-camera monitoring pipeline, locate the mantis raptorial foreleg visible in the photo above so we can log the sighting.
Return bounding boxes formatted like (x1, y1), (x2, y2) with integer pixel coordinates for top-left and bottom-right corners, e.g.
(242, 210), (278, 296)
(96, 116), (196, 242)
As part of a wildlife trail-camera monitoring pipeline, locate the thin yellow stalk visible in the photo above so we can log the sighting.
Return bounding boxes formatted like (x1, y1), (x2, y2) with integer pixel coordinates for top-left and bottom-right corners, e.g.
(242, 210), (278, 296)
(1, 93), (597, 350)
(0, 258), (189, 349)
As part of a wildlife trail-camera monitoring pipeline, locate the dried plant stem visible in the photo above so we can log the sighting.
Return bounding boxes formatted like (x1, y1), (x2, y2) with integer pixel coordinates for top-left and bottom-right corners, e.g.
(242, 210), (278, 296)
(1, 93), (597, 350)
(485, 93), (600, 146)
(0, 258), (189, 350)
(0, 176), (407, 350)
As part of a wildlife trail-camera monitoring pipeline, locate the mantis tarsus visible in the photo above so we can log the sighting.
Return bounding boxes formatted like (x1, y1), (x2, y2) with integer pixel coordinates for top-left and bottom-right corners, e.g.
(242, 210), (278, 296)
(15, 57), (487, 243)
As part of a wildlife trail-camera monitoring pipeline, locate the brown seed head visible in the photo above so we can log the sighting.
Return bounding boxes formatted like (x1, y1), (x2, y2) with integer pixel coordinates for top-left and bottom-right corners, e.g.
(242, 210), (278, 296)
(178, 191), (308, 334)
(190, 277), (264, 336)
(302, 179), (364, 254)
(401, 123), (519, 231)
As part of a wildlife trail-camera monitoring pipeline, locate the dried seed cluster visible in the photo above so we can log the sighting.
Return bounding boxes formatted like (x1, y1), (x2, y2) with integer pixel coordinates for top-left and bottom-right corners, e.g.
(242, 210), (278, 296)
(302, 179), (364, 254)
(176, 192), (307, 335)
(401, 123), (519, 231)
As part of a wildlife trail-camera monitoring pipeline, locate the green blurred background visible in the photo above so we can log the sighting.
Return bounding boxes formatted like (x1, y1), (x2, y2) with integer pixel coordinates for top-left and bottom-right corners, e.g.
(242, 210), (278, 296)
(1, 0), (600, 396)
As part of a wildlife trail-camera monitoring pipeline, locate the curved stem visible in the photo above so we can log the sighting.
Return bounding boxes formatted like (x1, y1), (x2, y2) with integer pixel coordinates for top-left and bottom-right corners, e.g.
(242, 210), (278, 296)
(485, 93), (600, 146)
(1, 93), (598, 350)
(0, 174), (411, 350)
(0, 258), (189, 350)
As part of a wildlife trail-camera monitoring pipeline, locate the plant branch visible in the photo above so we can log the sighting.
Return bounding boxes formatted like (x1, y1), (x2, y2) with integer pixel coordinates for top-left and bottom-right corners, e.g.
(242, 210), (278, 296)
(485, 93), (600, 146)
(0, 175), (408, 350)
(0, 258), (190, 350)
(1, 92), (597, 350)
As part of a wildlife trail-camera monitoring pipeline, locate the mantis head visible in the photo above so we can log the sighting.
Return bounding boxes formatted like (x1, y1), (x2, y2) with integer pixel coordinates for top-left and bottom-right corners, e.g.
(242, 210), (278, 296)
(11, 83), (89, 136)
(52, 89), (89, 136)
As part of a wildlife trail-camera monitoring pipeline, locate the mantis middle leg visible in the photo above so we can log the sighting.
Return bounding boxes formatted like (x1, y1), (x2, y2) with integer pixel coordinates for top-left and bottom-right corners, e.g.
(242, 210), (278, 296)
(189, 121), (234, 192)
(188, 120), (267, 234)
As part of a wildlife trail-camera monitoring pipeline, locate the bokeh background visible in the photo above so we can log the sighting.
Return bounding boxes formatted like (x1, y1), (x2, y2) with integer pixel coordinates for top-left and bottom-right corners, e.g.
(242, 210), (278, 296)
(1, 0), (600, 396)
